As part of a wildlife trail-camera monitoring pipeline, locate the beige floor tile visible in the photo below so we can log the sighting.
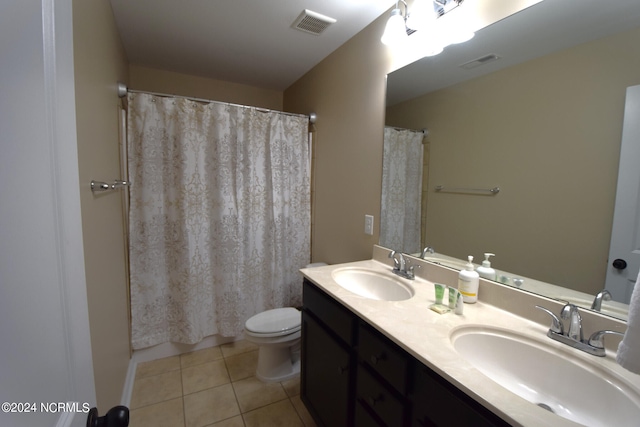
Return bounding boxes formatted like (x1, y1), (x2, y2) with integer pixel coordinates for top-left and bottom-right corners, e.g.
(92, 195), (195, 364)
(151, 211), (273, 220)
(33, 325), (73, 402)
(290, 395), (316, 427)
(220, 339), (259, 358)
(281, 377), (300, 397)
(130, 369), (183, 409)
(182, 359), (230, 395)
(183, 383), (240, 427)
(225, 350), (259, 381)
(208, 415), (245, 427)
(129, 397), (185, 427)
(136, 355), (181, 379)
(232, 376), (288, 413)
(242, 399), (304, 427)
(181, 346), (224, 368)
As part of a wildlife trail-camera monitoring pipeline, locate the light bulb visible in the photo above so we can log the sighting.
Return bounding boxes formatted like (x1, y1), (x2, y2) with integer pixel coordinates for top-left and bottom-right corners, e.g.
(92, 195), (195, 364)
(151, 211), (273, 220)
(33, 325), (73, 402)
(381, 9), (408, 46)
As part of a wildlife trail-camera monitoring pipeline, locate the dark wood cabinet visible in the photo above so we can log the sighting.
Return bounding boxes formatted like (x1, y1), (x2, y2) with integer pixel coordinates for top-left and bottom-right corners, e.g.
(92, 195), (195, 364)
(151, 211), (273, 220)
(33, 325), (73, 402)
(301, 278), (357, 427)
(301, 278), (511, 427)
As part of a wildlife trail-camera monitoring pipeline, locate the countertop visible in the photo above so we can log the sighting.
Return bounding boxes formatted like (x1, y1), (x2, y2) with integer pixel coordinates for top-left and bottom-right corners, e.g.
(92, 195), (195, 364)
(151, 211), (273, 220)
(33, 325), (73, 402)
(300, 255), (640, 427)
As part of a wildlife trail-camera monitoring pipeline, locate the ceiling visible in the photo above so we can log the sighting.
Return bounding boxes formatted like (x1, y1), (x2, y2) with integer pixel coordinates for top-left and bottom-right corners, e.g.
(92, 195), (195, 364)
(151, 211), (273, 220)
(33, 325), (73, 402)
(109, 0), (640, 95)
(108, 0), (394, 91)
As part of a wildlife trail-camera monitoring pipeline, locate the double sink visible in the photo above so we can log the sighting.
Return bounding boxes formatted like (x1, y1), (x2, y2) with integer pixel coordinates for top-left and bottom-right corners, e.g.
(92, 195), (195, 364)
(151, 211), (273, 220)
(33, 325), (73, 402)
(327, 264), (639, 427)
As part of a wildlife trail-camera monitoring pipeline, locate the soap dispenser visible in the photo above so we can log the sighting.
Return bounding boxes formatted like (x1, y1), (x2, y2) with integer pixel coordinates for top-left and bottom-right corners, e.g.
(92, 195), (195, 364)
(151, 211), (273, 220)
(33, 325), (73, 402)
(458, 256), (480, 303)
(476, 253), (496, 281)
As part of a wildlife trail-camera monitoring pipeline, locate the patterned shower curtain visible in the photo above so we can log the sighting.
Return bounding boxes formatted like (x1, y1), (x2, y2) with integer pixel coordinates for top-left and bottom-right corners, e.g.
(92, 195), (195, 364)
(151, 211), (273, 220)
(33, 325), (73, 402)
(380, 127), (424, 254)
(127, 93), (310, 349)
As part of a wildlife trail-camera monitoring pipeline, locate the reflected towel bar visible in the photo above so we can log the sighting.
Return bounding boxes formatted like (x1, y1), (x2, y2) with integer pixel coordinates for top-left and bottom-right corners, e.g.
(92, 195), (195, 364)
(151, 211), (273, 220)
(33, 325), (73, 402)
(91, 179), (131, 193)
(435, 185), (500, 195)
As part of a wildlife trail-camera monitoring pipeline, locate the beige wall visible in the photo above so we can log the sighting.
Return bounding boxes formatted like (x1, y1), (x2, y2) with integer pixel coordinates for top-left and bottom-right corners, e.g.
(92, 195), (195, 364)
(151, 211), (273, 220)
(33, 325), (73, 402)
(284, 16), (391, 264)
(386, 27), (640, 294)
(73, 0), (131, 409)
(129, 65), (283, 110)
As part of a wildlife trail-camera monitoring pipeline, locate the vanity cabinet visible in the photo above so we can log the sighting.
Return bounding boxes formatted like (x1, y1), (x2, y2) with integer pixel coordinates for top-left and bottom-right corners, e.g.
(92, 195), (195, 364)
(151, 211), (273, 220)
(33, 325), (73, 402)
(301, 278), (357, 427)
(301, 278), (511, 427)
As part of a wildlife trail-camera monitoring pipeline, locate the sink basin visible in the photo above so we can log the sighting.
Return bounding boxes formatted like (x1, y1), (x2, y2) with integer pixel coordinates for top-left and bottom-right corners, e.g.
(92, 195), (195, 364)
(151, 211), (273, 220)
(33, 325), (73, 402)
(451, 326), (640, 427)
(331, 267), (414, 301)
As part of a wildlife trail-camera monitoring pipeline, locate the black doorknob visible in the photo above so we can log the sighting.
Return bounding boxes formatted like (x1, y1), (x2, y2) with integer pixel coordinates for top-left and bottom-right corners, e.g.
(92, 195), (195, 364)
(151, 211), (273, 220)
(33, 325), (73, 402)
(86, 406), (129, 427)
(612, 259), (628, 270)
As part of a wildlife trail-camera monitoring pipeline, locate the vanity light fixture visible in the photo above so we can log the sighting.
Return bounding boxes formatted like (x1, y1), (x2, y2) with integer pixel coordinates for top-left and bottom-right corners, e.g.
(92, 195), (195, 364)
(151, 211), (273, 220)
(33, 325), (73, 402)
(381, 0), (472, 53)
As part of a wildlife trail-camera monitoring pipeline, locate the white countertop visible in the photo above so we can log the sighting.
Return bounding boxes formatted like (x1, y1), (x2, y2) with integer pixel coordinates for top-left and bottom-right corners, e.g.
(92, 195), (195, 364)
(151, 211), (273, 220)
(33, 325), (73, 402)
(300, 257), (640, 427)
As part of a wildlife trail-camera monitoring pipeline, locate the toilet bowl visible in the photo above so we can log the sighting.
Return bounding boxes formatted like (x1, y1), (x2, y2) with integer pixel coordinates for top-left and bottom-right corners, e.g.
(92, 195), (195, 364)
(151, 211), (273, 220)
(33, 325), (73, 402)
(244, 307), (302, 382)
(243, 262), (327, 382)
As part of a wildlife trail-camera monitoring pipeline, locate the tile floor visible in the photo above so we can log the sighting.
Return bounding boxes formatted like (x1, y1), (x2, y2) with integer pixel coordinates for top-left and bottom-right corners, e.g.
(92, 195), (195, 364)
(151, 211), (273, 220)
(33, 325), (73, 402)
(129, 340), (317, 427)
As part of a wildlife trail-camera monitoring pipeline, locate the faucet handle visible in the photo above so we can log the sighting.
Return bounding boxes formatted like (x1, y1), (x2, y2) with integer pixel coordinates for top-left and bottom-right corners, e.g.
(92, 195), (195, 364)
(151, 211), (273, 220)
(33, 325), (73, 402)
(407, 262), (421, 279)
(588, 330), (624, 350)
(535, 305), (564, 335)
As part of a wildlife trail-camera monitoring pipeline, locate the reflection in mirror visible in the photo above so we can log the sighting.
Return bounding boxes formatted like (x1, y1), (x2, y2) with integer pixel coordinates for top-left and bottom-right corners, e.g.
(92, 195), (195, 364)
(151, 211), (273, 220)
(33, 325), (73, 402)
(379, 127), (425, 254)
(382, 0), (640, 321)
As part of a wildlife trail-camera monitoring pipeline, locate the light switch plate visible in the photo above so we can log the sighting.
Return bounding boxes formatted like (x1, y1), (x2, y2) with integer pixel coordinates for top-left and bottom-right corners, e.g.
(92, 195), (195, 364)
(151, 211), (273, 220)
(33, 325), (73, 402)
(364, 214), (374, 235)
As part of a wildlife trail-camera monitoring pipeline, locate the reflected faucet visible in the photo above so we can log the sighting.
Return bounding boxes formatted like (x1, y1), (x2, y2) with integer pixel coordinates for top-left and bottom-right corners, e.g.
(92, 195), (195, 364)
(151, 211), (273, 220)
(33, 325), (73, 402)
(420, 246), (435, 259)
(591, 290), (612, 312)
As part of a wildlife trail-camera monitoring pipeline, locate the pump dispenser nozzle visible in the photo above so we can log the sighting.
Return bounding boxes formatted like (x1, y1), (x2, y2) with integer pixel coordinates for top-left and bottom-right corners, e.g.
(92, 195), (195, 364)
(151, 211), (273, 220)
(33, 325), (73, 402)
(482, 253), (495, 267)
(477, 253), (497, 281)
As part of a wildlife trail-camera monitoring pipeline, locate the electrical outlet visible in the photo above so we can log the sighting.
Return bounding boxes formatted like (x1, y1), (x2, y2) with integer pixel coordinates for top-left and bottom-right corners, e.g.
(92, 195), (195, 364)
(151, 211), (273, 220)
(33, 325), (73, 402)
(364, 214), (374, 236)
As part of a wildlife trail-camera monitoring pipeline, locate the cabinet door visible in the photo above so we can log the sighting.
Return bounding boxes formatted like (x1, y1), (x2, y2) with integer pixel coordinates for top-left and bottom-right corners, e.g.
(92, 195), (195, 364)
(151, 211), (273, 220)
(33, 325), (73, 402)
(411, 365), (511, 427)
(301, 311), (353, 427)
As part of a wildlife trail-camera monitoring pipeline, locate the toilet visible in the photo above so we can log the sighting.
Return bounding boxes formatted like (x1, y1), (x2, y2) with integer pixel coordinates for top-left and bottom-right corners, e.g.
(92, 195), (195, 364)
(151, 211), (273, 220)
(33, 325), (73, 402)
(243, 262), (327, 382)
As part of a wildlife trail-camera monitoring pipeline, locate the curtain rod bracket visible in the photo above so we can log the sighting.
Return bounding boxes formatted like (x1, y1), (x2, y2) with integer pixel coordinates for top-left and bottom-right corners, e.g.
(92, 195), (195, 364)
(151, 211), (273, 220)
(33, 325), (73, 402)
(117, 82), (127, 98)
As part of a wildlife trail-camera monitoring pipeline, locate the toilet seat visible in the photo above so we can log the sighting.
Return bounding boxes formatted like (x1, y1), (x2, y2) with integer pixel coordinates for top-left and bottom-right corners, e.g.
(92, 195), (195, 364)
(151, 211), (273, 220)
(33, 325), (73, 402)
(245, 307), (301, 338)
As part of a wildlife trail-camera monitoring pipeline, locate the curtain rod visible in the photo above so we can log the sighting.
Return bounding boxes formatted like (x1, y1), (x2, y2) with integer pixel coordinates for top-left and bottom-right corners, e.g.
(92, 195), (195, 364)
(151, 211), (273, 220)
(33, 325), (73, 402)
(117, 82), (316, 123)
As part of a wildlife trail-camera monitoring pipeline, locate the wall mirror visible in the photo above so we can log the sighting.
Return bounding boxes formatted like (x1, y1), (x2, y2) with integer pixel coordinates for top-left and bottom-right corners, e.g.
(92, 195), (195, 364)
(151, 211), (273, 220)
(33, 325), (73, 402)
(382, 0), (640, 321)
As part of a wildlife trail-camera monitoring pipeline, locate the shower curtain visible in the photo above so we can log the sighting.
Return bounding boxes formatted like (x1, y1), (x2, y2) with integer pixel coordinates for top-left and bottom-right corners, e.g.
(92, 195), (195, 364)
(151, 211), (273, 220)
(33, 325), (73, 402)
(127, 93), (310, 349)
(380, 127), (424, 254)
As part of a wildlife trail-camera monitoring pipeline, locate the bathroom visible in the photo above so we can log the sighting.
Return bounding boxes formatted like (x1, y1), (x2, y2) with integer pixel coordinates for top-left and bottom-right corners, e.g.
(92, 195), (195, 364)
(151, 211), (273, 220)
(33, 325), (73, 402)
(3, 0), (640, 426)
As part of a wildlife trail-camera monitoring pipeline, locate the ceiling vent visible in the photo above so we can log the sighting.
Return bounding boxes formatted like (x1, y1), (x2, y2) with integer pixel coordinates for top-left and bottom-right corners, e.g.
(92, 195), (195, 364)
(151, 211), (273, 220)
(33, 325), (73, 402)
(292, 9), (337, 35)
(459, 54), (501, 70)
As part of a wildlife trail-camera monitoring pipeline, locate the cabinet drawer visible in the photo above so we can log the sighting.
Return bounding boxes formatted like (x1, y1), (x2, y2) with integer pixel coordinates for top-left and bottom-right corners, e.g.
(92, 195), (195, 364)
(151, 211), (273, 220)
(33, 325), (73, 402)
(357, 364), (406, 427)
(303, 279), (355, 346)
(358, 322), (410, 394)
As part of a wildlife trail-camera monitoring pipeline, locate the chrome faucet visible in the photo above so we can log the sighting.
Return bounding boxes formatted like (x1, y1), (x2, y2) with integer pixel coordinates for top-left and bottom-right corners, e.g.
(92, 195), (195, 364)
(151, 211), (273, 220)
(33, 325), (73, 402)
(561, 303), (583, 342)
(388, 250), (405, 271)
(388, 250), (418, 280)
(420, 246), (435, 258)
(536, 304), (624, 357)
(591, 289), (612, 312)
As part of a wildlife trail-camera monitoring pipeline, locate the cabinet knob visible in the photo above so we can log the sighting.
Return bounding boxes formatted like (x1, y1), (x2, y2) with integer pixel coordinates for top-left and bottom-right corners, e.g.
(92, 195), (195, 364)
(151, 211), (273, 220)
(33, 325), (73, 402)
(370, 352), (386, 365)
(337, 365), (348, 375)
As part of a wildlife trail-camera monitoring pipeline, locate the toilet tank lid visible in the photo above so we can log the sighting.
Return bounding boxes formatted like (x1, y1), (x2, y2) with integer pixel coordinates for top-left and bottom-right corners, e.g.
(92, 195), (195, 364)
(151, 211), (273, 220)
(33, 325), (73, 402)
(245, 307), (301, 334)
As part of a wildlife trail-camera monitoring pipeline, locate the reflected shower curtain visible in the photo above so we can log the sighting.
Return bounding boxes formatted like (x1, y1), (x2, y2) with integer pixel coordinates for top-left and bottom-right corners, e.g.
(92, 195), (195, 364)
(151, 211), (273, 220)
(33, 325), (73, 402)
(380, 127), (424, 254)
(127, 93), (310, 349)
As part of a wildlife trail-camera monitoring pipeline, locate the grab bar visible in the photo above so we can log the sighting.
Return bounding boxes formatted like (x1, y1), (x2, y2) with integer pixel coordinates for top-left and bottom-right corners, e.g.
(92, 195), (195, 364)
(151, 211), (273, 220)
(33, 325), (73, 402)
(91, 179), (131, 193)
(435, 185), (500, 195)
